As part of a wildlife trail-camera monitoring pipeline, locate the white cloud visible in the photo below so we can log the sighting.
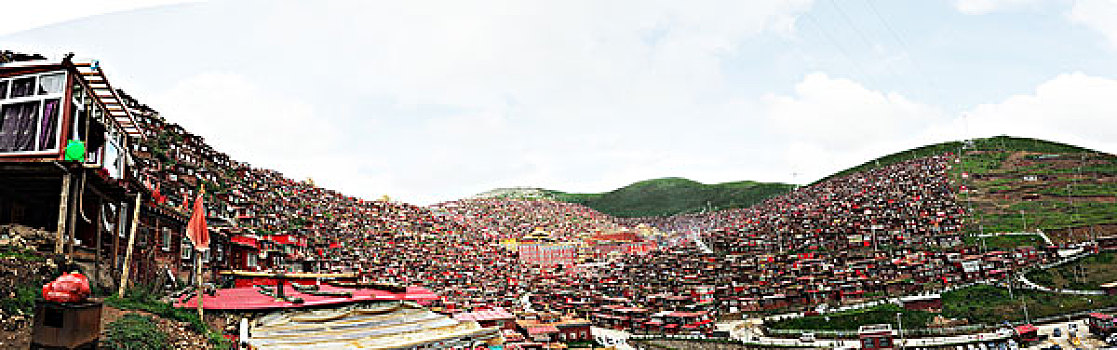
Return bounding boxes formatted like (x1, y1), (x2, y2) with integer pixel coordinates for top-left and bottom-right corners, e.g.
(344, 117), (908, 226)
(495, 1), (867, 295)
(954, 0), (1044, 14)
(230, 0), (817, 203)
(763, 73), (946, 181)
(956, 72), (1117, 154)
(17, 0), (1117, 205)
(1068, 0), (1117, 48)
(763, 72), (1117, 183)
(0, 0), (202, 36)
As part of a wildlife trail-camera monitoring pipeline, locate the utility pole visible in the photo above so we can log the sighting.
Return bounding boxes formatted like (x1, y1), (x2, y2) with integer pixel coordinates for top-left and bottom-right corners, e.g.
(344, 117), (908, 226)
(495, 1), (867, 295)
(1007, 273), (1014, 300)
(1022, 300), (1030, 324)
(896, 312), (905, 350)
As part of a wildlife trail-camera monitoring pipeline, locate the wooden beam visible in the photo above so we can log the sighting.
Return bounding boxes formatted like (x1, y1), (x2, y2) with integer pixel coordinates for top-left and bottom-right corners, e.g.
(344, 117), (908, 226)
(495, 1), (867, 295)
(65, 173), (84, 257)
(118, 194), (142, 298)
(93, 196), (103, 288)
(54, 174), (71, 254)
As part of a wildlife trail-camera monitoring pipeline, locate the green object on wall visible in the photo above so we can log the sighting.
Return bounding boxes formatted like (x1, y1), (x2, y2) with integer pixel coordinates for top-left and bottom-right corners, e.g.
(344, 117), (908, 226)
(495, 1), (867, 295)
(64, 140), (85, 162)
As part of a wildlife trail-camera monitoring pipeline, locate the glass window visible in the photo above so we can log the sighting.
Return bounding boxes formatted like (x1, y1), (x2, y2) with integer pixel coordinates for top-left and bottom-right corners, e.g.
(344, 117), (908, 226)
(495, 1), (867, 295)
(862, 339), (873, 349)
(0, 71), (67, 153)
(0, 101), (41, 152)
(10, 77), (36, 98)
(181, 237), (193, 260)
(879, 337), (891, 347)
(39, 99), (60, 150)
(38, 73), (64, 95)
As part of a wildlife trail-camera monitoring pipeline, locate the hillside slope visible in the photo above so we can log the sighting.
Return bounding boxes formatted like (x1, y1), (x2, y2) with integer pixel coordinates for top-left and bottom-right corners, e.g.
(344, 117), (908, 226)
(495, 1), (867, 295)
(812, 136), (1117, 244)
(546, 178), (795, 218)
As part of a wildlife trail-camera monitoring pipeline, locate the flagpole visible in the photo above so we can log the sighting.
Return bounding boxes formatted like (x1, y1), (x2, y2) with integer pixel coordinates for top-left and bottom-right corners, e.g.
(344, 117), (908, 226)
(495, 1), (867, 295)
(197, 248), (204, 320)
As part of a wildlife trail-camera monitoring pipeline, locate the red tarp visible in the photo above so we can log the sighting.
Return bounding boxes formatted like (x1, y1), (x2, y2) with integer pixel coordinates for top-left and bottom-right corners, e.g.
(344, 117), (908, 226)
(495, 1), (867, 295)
(174, 284), (438, 310)
(1014, 324), (1037, 335)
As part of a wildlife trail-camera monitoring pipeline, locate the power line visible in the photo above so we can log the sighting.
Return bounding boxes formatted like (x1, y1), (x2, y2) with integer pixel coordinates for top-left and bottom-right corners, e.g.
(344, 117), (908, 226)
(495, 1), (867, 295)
(801, 12), (882, 89)
(828, 0), (913, 94)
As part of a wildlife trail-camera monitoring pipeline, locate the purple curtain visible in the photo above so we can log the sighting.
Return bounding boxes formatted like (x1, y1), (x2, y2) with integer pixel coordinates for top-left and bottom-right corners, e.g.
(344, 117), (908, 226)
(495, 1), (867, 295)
(39, 99), (60, 150)
(0, 101), (40, 151)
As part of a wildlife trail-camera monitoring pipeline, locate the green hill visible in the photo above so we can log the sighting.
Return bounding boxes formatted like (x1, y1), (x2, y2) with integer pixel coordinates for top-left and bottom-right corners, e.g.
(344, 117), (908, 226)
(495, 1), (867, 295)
(545, 178), (795, 218)
(812, 136), (1098, 185)
(473, 136), (1116, 235)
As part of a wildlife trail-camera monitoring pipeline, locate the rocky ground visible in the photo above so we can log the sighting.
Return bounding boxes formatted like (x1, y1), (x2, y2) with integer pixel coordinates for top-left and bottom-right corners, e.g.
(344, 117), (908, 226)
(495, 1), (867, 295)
(0, 253), (55, 349)
(0, 305), (216, 349)
(1, 224), (215, 349)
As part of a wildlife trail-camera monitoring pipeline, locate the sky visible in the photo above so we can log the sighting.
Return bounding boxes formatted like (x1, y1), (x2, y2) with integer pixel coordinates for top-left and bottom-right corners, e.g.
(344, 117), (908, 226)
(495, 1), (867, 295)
(3, 0), (1117, 205)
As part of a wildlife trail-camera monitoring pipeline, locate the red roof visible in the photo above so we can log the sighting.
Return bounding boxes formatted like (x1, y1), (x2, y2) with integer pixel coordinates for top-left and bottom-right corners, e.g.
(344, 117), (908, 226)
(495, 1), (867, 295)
(268, 234), (296, 245)
(454, 308), (515, 322)
(526, 326), (559, 335)
(174, 284), (438, 310)
(666, 311), (705, 318)
(230, 235), (259, 249)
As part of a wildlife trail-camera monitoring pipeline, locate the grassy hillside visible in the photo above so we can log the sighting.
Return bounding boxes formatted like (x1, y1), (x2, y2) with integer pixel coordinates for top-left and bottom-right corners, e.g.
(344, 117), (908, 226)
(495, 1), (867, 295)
(954, 138), (1117, 242)
(474, 136), (1114, 229)
(806, 136), (1116, 244)
(547, 178), (795, 218)
(812, 136), (1099, 185)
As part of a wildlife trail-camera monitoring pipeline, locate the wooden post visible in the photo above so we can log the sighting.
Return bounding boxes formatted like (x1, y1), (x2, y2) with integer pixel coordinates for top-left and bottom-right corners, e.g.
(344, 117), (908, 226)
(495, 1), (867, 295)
(118, 194), (142, 298)
(93, 197), (103, 289)
(55, 174), (71, 254)
(67, 172), (86, 257)
(111, 202), (122, 277)
(196, 251), (204, 320)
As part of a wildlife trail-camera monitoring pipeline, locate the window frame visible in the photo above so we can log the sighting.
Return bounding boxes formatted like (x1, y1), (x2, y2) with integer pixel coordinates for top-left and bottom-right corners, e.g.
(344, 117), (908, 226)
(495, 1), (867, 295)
(0, 70), (68, 156)
(161, 228), (172, 252)
(181, 236), (193, 261)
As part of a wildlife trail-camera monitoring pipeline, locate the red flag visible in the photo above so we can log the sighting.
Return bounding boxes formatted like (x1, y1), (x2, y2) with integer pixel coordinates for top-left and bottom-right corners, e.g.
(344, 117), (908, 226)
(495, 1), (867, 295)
(186, 187), (209, 250)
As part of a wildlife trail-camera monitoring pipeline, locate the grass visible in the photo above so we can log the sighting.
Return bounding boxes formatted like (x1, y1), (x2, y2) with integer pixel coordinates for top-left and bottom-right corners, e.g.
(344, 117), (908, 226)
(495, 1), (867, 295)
(102, 314), (169, 350)
(0, 284), (40, 316)
(0, 247), (46, 262)
(942, 284), (1117, 324)
(105, 284), (230, 348)
(815, 136), (1092, 186)
(963, 234), (1046, 249)
(549, 177), (795, 217)
(1040, 183), (1115, 197)
(767, 304), (935, 331)
(974, 201), (1117, 234)
(1025, 253), (1117, 291)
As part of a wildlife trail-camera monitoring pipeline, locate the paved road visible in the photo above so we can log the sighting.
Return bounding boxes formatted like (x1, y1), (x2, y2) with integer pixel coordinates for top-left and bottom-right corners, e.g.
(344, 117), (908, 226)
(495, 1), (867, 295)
(718, 317), (1114, 349)
(1025, 319), (1109, 349)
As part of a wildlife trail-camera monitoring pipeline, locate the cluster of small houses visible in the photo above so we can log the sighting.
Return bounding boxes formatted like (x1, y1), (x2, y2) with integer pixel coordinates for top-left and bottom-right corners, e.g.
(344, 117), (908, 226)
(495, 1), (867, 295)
(7, 52), (1117, 350)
